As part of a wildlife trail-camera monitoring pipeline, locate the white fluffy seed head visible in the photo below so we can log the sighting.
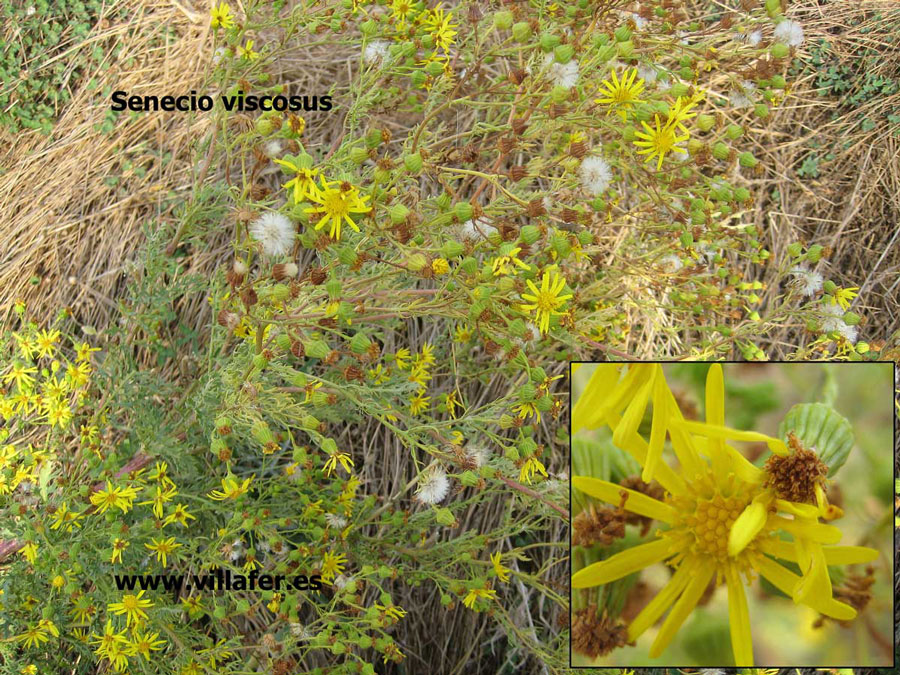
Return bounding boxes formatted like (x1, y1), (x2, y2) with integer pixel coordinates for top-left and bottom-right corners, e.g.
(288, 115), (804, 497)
(250, 212), (295, 257)
(415, 465), (450, 504)
(543, 54), (579, 88)
(774, 19), (804, 47)
(578, 156), (613, 196)
(325, 513), (348, 529)
(459, 217), (496, 241)
(465, 446), (490, 468)
(363, 39), (391, 64)
(790, 265), (823, 296)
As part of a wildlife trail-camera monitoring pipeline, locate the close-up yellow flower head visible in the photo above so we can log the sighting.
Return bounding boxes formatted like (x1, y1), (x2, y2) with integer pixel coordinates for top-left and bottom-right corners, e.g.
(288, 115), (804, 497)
(571, 363), (884, 666)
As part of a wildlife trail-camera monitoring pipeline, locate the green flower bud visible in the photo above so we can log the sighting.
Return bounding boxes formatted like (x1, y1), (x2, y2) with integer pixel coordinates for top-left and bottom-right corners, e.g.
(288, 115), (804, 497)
(554, 44), (575, 63)
(349, 332), (371, 354)
(405, 253), (427, 271)
(539, 33), (561, 52)
(512, 21), (531, 42)
(786, 242), (803, 257)
(255, 118), (274, 136)
(349, 146), (370, 165)
(493, 10), (514, 29)
(454, 201), (474, 222)
(734, 186), (751, 202)
(806, 244), (824, 262)
(460, 470), (480, 487)
(712, 142), (730, 160)
(519, 382), (537, 401)
(403, 152), (423, 174)
(738, 152), (758, 168)
(770, 42), (789, 59)
(303, 339), (330, 360)
(823, 280), (837, 295)
(669, 82), (689, 98)
(726, 124), (744, 140)
(680, 232), (694, 247)
(617, 40), (635, 58)
(696, 114), (715, 132)
(754, 103), (770, 119)
(441, 240), (464, 258)
(842, 311), (860, 326)
(389, 203), (410, 225)
(426, 59), (445, 77)
(614, 25), (632, 42)
(361, 19), (378, 37)
(434, 507), (456, 526)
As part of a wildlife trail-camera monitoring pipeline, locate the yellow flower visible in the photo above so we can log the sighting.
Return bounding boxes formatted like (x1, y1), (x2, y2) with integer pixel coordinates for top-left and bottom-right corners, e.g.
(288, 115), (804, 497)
(518, 456), (548, 485)
(126, 629), (166, 659)
(108, 591), (153, 627)
(304, 177), (372, 240)
(208, 474), (254, 500)
(374, 603), (407, 620)
(490, 247), (530, 276)
(667, 91), (704, 132)
(409, 389), (430, 415)
(20, 665), (38, 675)
(462, 587), (496, 609)
(21, 542), (38, 564)
(571, 363), (879, 665)
(111, 538), (129, 564)
(323, 447), (354, 477)
(163, 503), (197, 527)
(138, 484), (178, 519)
(17, 623), (50, 649)
(490, 552), (511, 582)
(829, 286), (859, 310)
(90, 480), (140, 515)
(393, 347), (411, 370)
(595, 69), (645, 119)
(425, 3), (458, 52)
(238, 39), (259, 61)
(519, 270), (572, 335)
(633, 114), (689, 170)
(210, 2), (234, 29)
(75, 341), (101, 362)
(35, 329), (61, 358)
(431, 257), (450, 275)
(3, 361), (37, 390)
(320, 551), (347, 583)
(145, 536), (181, 568)
(50, 501), (84, 532)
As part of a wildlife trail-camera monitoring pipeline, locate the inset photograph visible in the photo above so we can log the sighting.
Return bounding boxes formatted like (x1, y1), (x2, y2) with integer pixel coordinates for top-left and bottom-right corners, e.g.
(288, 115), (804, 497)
(570, 362), (894, 667)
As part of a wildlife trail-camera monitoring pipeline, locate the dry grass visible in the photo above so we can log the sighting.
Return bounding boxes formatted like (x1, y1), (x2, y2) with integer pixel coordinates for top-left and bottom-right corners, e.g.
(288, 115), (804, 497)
(0, 0), (211, 333)
(749, 0), (900, 353)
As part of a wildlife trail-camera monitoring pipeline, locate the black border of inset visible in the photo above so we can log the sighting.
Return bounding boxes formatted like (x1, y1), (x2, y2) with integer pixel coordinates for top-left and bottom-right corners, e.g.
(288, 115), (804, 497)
(568, 360), (897, 670)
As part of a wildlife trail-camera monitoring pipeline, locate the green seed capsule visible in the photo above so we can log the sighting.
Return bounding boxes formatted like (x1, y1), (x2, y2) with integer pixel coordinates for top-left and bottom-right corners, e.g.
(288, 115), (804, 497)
(778, 403), (854, 477)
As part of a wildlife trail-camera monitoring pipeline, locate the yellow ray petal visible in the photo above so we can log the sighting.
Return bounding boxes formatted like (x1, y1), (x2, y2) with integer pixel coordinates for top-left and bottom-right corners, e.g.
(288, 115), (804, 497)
(572, 365), (621, 432)
(642, 366), (668, 484)
(571, 538), (674, 588)
(759, 539), (880, 566)
(606, 412), (687, 496)
(627, 558), (694, 640)
(671, 420), (790, 455)
(793, 540), (832, 604)
(767, 515), (842, 544)
(694, 438), (764, 484)
(728, 493), (771, 556)
(572, 476), (676, 523)
(648, 558), (715, 658)
(725, 563), (754, 666)
(667, 420), (705, 481)
(750, 553), (857, 621)
(612, 368), (655, 449)
(774, 499), (819, 519)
